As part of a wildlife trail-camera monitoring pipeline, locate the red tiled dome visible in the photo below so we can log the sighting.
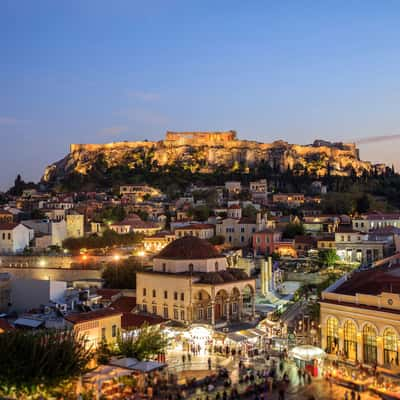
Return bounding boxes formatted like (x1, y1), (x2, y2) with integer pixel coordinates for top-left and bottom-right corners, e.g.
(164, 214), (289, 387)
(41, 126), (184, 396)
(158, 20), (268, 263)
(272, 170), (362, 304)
(156, 236), (221, 260)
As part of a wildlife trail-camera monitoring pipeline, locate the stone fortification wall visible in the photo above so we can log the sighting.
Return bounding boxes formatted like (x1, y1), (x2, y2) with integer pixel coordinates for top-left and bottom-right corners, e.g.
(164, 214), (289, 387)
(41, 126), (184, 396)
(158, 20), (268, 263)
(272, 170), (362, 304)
(42, 131), (374, 182)
(0, 266), (102, 282)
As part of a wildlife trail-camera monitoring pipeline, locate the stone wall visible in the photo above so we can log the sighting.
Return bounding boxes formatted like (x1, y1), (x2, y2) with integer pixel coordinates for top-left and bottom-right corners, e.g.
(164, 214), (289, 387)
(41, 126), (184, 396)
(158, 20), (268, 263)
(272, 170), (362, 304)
(43, 131), (376, 183)
(0, 266), (102, 282)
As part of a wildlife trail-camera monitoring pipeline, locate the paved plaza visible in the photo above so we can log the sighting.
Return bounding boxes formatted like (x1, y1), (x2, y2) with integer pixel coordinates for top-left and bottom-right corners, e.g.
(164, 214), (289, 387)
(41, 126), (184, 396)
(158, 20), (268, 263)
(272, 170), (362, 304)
(160, 350), (384, 400)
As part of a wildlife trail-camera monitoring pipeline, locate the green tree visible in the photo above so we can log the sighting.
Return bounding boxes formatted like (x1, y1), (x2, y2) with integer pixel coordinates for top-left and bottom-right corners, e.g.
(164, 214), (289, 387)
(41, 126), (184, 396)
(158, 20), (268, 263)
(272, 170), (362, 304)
(242, 204), (258, 219)
(318, 249), (340, 267)
(116, 323), (168, 360)
(30, 208), (46, 219)
(282, 222), (305, 239)
(189, 205), (211, 221)
(356, 193), (370, 213)
(102, 258), (145, 289)
(0, 329), (92, 398)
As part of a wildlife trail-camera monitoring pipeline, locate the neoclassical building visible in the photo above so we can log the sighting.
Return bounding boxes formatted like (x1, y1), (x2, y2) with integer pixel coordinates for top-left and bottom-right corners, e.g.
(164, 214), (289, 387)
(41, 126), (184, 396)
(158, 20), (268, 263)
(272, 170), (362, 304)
(320, 260), (400, 366)
(136, 236), (256, 326)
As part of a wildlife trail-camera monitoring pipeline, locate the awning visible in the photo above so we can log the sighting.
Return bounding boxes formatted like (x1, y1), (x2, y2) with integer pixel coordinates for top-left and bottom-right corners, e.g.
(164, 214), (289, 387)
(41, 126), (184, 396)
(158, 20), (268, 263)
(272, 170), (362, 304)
(14, 318), (43, 328)
(227, 332), (247, 342)
(289, 345), (326, 361)
(249, 328), (266, 336)
(109, 357), (166, 373)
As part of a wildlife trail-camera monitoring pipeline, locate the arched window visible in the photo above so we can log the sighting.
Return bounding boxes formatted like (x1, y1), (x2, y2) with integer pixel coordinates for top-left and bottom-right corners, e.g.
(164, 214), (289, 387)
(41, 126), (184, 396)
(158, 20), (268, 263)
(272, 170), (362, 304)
(363, 324), (377, 364)
(344, 320), (357, 361)
(326, 317), (339, 354)
(384, 328), (398, 365)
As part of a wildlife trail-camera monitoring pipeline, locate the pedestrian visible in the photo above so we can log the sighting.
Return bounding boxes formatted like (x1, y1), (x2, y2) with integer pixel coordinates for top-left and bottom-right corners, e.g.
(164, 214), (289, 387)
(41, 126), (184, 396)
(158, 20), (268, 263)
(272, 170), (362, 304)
(223, 390), (228, 400)
(357, 394), (361, 400)
(216, 392), (221, 400)
(278, 380), (285, 400)
(344, 391), (349, 400)
(208, 357), (212, 370)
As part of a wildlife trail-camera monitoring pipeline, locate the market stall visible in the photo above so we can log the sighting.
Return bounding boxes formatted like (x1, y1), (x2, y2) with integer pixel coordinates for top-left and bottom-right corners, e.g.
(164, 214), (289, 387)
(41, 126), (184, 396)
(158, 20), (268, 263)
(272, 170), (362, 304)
(289, 345), (325, 377)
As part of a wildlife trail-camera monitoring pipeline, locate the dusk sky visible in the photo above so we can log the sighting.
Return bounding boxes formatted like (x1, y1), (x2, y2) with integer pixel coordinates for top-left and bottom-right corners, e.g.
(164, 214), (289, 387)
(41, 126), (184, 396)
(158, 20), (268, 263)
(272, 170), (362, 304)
(2, 1), (400, 189)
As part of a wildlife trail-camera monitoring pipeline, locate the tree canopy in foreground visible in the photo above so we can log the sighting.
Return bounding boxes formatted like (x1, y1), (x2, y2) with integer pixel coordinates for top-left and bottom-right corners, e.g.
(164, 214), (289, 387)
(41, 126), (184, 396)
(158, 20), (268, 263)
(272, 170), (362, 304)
(0, 329), (92, 398)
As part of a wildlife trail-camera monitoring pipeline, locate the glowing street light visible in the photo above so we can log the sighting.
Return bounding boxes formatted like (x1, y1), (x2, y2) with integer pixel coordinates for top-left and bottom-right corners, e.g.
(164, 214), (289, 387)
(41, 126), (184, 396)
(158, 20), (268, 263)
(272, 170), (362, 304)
(113, 254), (121, 262)
(39, 259), (46, 267)
(137, 250), (145, 257)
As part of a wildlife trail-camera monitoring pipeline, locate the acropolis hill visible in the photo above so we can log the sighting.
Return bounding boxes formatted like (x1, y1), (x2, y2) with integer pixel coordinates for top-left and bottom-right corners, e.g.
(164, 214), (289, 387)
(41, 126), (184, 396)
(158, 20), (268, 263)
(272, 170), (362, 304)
(42, 131), (379, 182)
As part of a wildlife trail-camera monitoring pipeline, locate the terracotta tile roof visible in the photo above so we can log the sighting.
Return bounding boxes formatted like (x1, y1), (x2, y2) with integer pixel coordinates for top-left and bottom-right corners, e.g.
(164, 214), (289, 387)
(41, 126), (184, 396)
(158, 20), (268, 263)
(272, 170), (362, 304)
(110, 296), (137, 313)
(175, 223), (215, 230)
(96, 289), (122, 300)
(294, 235), (316, 245)
(64, 309), (122, 324)
(365, 213), (400, 220)
(156, 236), (221, 260)
(121, 313), (166, 330)
(336, 225), (360, 233)
(0, 210), (13, 215)
(320, 298), (400, 315)
(228, 204), (241, 209)
(238, 217), (256, 224)
(0, 223), (18, 230)
(370, 226), (400, 235)
(332, 265), (400, 296)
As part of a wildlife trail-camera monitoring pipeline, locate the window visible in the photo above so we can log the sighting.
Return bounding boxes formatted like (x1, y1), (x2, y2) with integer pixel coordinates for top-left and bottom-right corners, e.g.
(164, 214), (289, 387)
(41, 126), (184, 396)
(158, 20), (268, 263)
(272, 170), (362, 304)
(344, 320), (357, 361)
(180, 293), (184, 301)
(215, 262), (219, 271)
(341, 235), (345, 242)
(241, 227), (245, 233)
(174, 292), (178, 300)
(174, 309), (179, 320)
(363, 324), (377, 364)
(241, 236), (245, 242)
(2, 233), (4, 240)
(355, 222), (359, 228)
(8, 233), (11, 240)
(152, 289), (156, 297)
(384, 328), (398, 365)
(101, 327), (106, 340)
(180, 310), (185, 321)
(163, 306), (169, 319)
(162, 263), (166, 272)
(143, 288), (147, 296)
(142, 304), (147, 312)
(112, 324), (117, 338)
(326, 317), (339, 354)
(189, 263), (194, 273)
(152, 305), (157, 314)
(256, 237), (261, 244)
(198, 308), (203, 320)
(198, 292), (202, 301)
(164, 290), (168, 299)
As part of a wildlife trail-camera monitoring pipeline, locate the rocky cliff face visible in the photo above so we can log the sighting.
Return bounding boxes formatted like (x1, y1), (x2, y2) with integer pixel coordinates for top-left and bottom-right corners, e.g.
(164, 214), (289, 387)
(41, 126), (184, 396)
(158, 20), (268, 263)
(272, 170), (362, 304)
(42, 131), (375, 183)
